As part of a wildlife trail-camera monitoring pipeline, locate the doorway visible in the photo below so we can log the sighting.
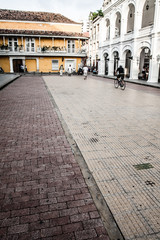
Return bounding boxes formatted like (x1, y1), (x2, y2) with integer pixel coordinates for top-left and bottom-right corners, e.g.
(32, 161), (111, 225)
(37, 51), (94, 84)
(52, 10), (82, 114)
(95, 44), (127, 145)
(65, 59), (76, 72)
(113, 51), (119, 76)
(125, 50), (131, 78)
(139, 48), (150, 80)
(13, 59), (22, 72)
(104, 53), (109, 75)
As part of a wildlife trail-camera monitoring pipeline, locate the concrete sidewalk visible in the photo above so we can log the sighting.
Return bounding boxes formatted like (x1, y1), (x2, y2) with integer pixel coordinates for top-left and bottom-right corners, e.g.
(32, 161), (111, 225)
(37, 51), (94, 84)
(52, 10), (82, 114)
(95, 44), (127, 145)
(97, 74), (160, 89)
(0, 75), (121, 240)
(1, 73), (160, 90)
(0, 74), (20, 89)
(44, 75), (160, 240)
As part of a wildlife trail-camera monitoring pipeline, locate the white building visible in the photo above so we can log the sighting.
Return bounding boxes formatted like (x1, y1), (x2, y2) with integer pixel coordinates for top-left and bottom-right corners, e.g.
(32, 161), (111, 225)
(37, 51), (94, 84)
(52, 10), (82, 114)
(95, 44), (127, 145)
(88, 16), (101, 70)
(97, 0), (160, 83)
(81, 19), (90, 33)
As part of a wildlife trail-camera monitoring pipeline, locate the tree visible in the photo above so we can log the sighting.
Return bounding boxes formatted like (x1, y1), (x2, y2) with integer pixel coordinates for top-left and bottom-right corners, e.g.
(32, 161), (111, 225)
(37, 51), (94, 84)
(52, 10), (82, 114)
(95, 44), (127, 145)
(90, 10), (104, 21)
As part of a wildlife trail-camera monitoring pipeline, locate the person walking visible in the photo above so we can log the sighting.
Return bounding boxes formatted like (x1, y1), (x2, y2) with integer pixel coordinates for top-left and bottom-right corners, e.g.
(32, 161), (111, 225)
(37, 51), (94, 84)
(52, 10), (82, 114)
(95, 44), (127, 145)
(59, 64), (64, 76)
(67, 65), (72, 76)
(142, 66), (146, 80)
(20, 64), (24, 73)
(83, 65), (88, 80)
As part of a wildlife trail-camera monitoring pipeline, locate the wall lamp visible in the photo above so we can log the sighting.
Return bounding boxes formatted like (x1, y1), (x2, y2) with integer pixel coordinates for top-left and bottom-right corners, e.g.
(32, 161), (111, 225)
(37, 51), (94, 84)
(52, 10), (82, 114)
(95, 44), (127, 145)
(157, 54), (160, 62)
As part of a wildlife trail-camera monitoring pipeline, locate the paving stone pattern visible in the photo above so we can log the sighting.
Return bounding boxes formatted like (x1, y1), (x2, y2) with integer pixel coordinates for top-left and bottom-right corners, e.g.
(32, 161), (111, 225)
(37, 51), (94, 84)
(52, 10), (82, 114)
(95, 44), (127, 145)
(0, 76), (110, 240)
(44, 75), (160, 240)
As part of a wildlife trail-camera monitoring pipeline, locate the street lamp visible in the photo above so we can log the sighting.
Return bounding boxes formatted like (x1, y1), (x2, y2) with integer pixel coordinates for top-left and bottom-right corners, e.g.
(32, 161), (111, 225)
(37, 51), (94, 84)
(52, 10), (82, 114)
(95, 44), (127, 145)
(157, 55), (160, 62)
(114, 51), (119, 60)
(144, 47), (150, 58)
(144, 48), (149, 54)
(146, 0), (149, 10)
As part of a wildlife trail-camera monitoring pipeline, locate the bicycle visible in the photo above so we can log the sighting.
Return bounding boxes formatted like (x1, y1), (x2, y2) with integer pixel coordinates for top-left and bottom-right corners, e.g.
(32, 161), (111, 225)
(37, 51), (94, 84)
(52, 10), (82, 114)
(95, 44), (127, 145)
(114, 76), (126, 90)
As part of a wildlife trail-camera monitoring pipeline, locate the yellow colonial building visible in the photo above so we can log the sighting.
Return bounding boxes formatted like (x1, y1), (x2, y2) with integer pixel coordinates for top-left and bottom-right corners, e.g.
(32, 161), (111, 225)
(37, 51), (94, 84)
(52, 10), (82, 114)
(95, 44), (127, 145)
(0, 9), (87, 73)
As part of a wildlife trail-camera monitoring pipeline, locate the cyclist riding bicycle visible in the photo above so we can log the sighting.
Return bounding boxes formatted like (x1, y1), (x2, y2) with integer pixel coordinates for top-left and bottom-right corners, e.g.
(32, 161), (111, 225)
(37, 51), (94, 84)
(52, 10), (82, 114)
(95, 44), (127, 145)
(116, 65), (124, 84)
(114, 65), (126, 90)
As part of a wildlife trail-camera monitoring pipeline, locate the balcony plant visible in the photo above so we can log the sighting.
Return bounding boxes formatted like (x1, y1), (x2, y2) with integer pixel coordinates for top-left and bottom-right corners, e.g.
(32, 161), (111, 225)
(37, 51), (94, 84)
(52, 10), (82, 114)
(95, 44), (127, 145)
(0, 44), (9, 51)
(90, 10), (104, 21)
(41, 46), (50, 52)
(51, 46), (60, 52)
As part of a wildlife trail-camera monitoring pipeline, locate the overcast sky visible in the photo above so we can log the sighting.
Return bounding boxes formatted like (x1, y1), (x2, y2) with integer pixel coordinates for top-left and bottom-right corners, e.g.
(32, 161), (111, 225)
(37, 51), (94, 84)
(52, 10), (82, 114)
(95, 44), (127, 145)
(1, 0), (104, 22)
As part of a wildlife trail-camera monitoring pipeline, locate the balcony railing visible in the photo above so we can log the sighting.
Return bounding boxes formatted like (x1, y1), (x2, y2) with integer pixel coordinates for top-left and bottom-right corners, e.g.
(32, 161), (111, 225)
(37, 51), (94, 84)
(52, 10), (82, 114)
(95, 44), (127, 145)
(138, 26), (153, 38)
(0, 45), (87, 56)
(124, 31), (134, 41)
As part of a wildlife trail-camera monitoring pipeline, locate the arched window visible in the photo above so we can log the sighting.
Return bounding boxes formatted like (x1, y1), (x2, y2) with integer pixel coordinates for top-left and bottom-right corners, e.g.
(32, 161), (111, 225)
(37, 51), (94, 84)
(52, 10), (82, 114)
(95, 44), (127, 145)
(106, 19), (110, 40)
(115, 12), (121, 37)
(127, 4), (135, 33)
(125, 50), (132, 78)
(142, 0), (155, 28)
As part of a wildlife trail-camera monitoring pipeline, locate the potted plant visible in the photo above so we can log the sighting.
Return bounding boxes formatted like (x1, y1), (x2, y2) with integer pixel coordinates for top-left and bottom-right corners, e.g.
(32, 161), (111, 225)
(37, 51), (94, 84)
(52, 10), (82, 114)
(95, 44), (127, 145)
(0, 44), (9, 51)
(41, 46), (50, 52)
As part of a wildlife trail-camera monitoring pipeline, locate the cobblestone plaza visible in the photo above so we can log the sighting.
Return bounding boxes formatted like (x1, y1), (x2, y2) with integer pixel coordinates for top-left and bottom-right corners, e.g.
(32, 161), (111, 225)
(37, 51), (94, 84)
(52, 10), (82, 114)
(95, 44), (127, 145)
(44, 75), (160, 240)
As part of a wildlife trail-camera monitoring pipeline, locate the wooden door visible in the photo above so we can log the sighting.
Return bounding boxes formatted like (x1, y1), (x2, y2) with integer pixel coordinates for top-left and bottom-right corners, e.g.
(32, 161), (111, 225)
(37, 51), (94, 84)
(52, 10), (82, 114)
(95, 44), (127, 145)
(13, 59), (22, 72)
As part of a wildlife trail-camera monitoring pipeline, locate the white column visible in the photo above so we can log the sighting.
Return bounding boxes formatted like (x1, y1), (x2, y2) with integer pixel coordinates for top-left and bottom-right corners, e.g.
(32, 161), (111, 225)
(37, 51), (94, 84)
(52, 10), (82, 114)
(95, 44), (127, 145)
(148, 0), (160, 83)
(98, 59), (104, 75)
(130, 57), (139, 79)
(134, 10), (143, 37)
(36, 58), (39, 72)
(22, 59), (25, 66)
(9, 57), (14, 73)
(121, 4), (128, 39)
(120, 17), (127, 41)
(3, 36), (5, 45)
(110, 14), (115, 40)
(129, 38), (140, 79)
(153, 0), (160, 32)
(109, 60), (114, 76)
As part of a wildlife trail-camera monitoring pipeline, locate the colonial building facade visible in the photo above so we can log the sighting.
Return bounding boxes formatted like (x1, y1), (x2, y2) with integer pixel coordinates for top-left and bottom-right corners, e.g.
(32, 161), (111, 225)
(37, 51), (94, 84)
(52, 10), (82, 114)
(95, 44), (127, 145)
(93, 0), (160, 83)
(88, 16), (101, 71)
(0, 9), (87, 73)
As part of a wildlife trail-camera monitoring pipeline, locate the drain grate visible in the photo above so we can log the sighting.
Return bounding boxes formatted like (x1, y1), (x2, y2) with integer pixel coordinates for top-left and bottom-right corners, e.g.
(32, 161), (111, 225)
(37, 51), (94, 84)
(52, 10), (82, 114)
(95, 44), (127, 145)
(89, 138), (99, 143)
(133, 163), (154, 170)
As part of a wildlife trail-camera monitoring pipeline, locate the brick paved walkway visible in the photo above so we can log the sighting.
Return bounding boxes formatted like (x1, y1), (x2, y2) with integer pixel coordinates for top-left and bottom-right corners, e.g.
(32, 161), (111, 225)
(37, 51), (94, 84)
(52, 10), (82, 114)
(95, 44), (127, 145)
(0, 76), (111, 239)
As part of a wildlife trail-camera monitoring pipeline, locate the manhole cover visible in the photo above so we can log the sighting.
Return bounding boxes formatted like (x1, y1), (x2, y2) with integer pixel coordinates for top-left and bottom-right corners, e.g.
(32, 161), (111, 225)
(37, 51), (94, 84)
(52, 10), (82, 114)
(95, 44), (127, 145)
(133, 163), (154, 170)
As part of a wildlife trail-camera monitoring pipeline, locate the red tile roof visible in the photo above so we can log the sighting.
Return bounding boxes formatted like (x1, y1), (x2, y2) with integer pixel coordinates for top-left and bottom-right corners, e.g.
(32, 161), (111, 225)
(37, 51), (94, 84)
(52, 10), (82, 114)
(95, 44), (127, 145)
(0, 9), (79, 24)
(0, 29), (88, 39)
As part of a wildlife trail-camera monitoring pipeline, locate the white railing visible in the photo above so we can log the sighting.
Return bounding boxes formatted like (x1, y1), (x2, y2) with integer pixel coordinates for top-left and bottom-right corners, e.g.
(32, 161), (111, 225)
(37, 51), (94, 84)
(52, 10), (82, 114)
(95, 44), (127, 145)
(112, 36), (120, 44)
(99, 39), (110, 48)
(138, 26), (153, 38)
(124, 31), (134, 41)
(0, 46), (87, 55)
